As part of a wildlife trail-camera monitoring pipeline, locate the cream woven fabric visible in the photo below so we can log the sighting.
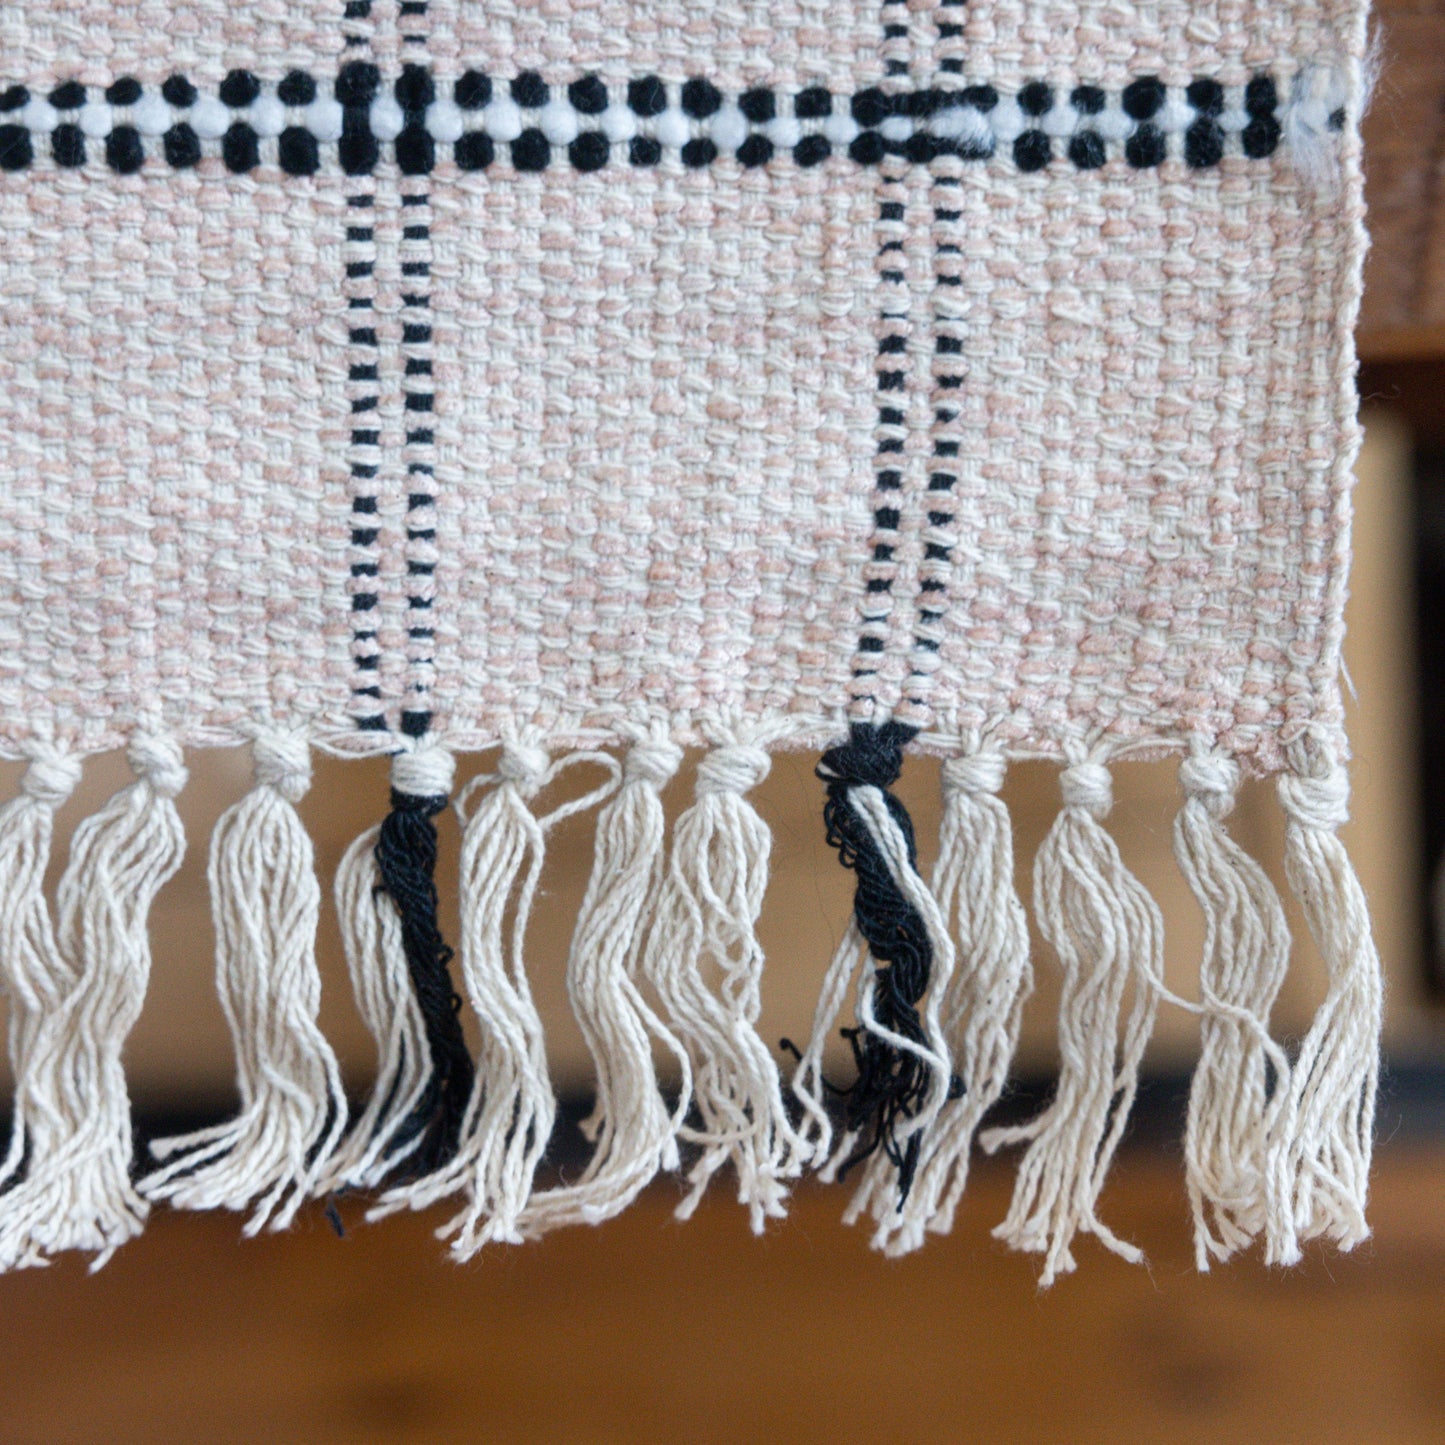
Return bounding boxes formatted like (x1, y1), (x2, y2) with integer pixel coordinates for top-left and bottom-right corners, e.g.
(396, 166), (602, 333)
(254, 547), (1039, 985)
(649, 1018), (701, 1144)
(0, 1), (1377, 1284)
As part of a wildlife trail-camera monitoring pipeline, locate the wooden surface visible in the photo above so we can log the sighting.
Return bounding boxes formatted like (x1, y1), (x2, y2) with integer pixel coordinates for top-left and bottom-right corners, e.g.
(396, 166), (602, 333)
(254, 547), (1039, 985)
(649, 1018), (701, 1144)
(1360, 2), (1445, 360)
(0, 1147), (1442, 1443)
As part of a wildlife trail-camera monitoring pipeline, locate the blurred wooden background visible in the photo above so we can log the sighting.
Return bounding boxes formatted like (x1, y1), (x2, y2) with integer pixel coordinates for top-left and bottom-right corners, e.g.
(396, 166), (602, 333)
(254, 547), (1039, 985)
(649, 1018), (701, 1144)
(3, 10), (1445, 1442)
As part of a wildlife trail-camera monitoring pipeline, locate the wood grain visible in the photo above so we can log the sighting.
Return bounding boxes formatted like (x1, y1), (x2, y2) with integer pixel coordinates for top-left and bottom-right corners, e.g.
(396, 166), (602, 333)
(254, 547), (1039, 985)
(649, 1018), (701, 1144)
(1361, 3), (1445, 356)
(0, 1148), (1442, 1443)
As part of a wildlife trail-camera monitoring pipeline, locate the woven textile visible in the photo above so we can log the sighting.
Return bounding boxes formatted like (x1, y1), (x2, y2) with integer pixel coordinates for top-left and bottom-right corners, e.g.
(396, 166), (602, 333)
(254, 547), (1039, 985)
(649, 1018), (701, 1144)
(0, 1), (1376, 1284)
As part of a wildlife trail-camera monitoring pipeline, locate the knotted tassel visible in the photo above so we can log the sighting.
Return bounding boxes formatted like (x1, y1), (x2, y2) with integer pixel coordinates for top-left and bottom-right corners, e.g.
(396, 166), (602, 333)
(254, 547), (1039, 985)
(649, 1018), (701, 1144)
(0, 747), (85, 1204)
(369, 743), (619, 1255)
(1174, 750), (1293, 1270)
(859, 749), (1032, 1255)
(321, 743), (472, 1193)
(1270, 748), (1382, 1264)
(981, 757), (1163, 1286)
(141, 730), (346, 1233)
(0, 734), (187, 1271)
(790, 721), (954, 1207)
(644, 739), (805, 1232)
(521, 737), (690, 1236)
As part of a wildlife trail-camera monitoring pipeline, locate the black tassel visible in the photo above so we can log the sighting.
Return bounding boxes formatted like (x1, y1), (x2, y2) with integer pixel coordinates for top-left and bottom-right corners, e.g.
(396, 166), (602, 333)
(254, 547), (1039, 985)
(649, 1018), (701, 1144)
(815, 719), (939, 1201)
(373, 786), (474, 1178)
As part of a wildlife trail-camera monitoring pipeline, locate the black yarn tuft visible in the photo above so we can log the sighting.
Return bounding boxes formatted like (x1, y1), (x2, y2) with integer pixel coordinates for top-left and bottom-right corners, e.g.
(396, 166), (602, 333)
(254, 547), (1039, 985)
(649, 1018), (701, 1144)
(373, 787), (475, 1179)
(815, 719), (945, 1202)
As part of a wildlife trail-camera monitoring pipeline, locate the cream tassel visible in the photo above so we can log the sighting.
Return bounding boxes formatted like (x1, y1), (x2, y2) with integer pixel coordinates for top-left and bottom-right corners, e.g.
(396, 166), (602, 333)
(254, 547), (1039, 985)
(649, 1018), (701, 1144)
(980, 758), (1162, 1287)
(521, 737), (690, 1236)
(0, 734), (187, 1271)
(0, 748), (85, 1211)
(864, 750), (1032, 1255)
(141, 730), (346, 1233)
(1270, 747), (1382, 1264)
(1174, 750), (1293, 1270)
(645, 740), (805, 1232)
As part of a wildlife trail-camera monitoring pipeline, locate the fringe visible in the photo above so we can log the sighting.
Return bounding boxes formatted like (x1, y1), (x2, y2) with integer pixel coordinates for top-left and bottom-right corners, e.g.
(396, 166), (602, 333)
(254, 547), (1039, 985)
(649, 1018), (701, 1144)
(320, 743), (466, 1192)
(980, 758), (1162, 1287)
(0, 733), (1384, 1275)
(0, 736), (187, 1271)
(0, 749), (85, 1219)
(1174, 750), (1293, 1270)
(520, 737), (690, 1236)
(792, 722), (954, 1206)
(644, 739), (805, 1232)
(854, 750), (1032, 1255)
(140, 731), (347, 1234)
(1270, 747), (1382, 1264)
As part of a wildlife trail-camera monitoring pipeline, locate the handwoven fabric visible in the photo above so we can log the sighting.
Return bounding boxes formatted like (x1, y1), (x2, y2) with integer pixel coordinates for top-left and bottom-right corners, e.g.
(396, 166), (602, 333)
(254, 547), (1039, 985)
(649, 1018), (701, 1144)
(0, 0), (1365, 767)
(0, 0), (1377, 1283)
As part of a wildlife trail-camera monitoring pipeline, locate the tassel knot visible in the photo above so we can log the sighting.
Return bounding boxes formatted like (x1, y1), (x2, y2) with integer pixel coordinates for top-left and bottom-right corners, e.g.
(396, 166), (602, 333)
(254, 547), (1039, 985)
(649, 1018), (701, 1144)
(624, 738), (684, 789)
(697, 743), (771, 797)
(391, 742), (455, 802)
(251, 730), (313, 803)
(497, 741), (551, 796)
(20, 749), (82, 808)
(982, 756), (1161, 1285)
(140, 730), (345, 1233)
(1180, 752), (1240, 819)
(850, 746), (1031, 1255)
(941, 751), (1006, 798)
(796, 721), (952, 1205)
(1270, 751), (1378, 1261)
(128, 734), (188, 799)
(817, 722), (906, 789)
(1059, 760), (1112, 818)
(1278, 766), (1350, 834)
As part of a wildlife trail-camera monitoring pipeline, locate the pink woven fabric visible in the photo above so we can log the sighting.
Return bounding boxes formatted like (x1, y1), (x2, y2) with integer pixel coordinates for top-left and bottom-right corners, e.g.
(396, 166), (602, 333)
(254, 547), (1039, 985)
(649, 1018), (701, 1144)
(0, 1), (1369, 774)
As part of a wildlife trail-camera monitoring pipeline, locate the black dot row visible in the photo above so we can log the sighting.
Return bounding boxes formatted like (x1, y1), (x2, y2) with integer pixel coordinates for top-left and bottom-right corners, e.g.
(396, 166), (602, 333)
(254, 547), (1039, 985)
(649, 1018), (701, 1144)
(0, 64), (839, 119)
(0, 69), (1312, 178)
(0, 122), (1288, 176)
(0, 66), (1295, 122)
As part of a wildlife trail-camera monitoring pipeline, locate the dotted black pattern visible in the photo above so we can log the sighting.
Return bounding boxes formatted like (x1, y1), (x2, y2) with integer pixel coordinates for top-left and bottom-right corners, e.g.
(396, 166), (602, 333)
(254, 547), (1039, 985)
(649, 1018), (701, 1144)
(0, 69), (1315, 178)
